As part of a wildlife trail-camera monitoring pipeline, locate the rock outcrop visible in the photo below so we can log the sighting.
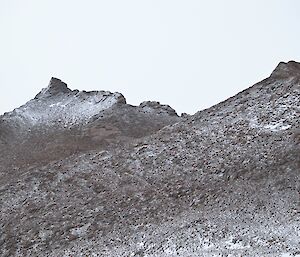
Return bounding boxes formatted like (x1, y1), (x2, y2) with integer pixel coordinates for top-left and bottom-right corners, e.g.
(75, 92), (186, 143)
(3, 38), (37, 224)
(35, 77), (71, 98)
(139, 101), (178, 116)
(270, 60), (300, 79)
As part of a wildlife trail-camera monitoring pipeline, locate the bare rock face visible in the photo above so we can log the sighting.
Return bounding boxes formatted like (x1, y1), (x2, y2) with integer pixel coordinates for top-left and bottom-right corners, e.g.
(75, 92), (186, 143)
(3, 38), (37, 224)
(35, 77), (71, 98)
(270, 60), (300, 79)
(139, 101), (178, 116)
(0, 61), (300, 257)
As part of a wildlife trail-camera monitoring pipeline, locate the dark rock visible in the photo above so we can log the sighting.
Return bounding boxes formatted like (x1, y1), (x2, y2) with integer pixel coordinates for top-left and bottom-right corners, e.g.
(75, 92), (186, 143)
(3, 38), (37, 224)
(270, 60), (300, 79)
(35, 77), (71, 98)
(139, 101), (178, 116)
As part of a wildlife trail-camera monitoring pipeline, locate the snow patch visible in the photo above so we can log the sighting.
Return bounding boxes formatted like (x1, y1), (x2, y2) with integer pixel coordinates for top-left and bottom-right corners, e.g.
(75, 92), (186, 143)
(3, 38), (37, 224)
(70, 223), (91, 237)
(250, 119), (291, 132)
(11, 90), (126, 127)
(264, 123), (291, 131)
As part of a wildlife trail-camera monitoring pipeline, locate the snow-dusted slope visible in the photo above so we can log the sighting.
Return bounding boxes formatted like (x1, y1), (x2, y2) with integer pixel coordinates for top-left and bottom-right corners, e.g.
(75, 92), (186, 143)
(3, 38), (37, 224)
(193, 61), (300, 132)
(0, 62), (299, 257)
(0, 78), (180, 168)
(3, 77), (126, 128)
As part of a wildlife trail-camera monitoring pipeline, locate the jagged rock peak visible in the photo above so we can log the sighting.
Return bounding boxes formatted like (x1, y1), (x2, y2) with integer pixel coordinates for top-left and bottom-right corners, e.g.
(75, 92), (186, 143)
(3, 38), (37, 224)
(139, 101), (178, 116)
(34, 78), (127, 106)
(270, 60), (300, 78)
(35, 77), (71, 99)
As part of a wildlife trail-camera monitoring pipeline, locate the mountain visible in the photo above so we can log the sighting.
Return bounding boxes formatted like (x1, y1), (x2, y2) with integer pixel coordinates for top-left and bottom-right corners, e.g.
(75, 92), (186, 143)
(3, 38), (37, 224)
(0, 61), (299, 257)
(0, 77), (179, 168)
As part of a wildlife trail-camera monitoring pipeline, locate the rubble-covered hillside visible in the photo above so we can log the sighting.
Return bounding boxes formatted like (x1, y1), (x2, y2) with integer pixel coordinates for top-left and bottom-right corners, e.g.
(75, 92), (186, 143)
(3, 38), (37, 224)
(0, 61), (300, 257)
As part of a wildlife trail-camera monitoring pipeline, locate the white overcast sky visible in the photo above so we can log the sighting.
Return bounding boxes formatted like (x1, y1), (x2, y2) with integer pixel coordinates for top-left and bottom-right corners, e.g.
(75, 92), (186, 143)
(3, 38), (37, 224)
(0, 0), (299, 115)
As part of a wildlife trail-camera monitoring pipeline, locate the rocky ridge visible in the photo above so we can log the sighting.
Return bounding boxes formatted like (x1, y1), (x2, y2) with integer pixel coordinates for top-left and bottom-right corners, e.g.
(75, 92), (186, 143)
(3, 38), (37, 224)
(0, 78), (179, 168)
(0, 61), (300, 256)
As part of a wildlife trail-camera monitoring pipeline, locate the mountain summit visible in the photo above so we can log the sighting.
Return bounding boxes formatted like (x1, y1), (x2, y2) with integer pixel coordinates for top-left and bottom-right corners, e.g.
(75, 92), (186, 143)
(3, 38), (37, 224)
(270, 60), (300, 78)
(0, 61), (300, 256)
(35, 77), (71, 98)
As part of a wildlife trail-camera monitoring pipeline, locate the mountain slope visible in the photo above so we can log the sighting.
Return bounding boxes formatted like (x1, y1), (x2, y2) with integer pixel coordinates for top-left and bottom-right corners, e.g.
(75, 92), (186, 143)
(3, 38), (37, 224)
(0, 61), (300, 257)
(0, 77), (179, 169)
